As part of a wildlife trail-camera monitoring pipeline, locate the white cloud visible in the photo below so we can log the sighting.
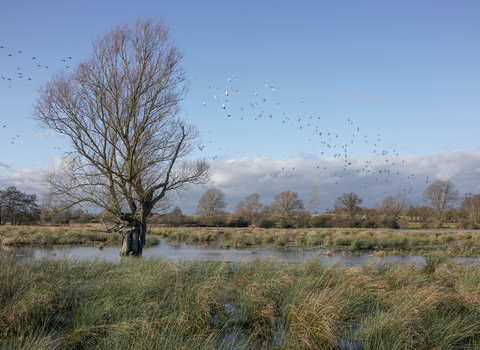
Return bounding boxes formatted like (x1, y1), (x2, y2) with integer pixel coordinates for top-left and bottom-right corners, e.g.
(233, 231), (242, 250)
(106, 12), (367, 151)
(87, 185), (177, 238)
(1, 149), (479, 214)
(184, 148), (480, 214)
(0, 166), (50, 195)
(31, 129), (55, 139)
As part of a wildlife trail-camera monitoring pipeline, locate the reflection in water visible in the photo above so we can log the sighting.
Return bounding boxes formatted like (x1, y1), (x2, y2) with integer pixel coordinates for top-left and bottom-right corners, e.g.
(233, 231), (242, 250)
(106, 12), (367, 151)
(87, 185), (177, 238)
(1, 238), (480, 267)
(0, 239), (414, 267)
(0, 246), (38, 260)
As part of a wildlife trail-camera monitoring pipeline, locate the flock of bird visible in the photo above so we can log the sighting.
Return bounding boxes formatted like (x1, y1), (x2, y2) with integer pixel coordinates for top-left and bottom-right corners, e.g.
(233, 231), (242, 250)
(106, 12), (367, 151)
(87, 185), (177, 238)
(1, 44), (431, 199)
(0, 46), (73, 150)
(187, 73), (431, 196)
(0, 46), (73, 89)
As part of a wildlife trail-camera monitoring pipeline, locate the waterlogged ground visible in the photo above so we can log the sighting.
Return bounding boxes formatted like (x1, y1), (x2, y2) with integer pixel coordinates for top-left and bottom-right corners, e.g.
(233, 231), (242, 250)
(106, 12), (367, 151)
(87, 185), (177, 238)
(3, 238), (480, 267)
(2, 227), (480, 270)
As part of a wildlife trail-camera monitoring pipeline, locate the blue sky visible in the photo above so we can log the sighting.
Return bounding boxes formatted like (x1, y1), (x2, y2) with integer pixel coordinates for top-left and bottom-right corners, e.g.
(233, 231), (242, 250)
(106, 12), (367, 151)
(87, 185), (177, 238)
(1, 0), (479, 214)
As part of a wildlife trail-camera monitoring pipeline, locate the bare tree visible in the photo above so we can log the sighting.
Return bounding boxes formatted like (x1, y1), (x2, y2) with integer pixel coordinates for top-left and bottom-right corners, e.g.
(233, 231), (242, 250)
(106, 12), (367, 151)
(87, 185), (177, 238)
(422, 180), (459, 225)
(196, 188), (227, 218)
(32, 18), (210, 256)
(460, 193), (480, 227)
(304, 186), (321, 213)
(164, 206), (186, 227)
(39, 196), (52, 224)
(234, 193), (264, 223)
(377, 192), (409, 224)
(0, 186), (39, 226)
(269, 190), (304, 227)
(334, 192), (363, 218)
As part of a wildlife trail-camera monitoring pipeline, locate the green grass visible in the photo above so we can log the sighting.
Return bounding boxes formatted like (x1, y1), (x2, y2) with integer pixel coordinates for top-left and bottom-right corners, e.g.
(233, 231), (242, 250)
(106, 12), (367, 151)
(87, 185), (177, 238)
(2, 254), (480, 349)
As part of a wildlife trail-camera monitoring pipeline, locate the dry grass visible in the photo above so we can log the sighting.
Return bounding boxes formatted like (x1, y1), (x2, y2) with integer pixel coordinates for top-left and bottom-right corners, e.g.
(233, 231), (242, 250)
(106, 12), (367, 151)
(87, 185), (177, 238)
(0, 225), (159, 247)
(2, 254), (480, 348)
(147, 226), (480, 257)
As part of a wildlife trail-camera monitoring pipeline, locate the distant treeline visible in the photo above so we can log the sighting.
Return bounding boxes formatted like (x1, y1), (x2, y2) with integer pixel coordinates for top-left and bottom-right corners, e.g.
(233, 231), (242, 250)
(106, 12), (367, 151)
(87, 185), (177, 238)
(158, 180), (480, 229)
(1, 179), (479, 229)
(0, 186), (95, 226)
(154, 204), (478, 230)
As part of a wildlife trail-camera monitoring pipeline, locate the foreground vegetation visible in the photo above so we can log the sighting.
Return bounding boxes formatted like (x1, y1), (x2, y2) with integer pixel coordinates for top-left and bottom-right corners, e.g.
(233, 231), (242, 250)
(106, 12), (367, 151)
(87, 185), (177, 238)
(1, 255), (480, 349)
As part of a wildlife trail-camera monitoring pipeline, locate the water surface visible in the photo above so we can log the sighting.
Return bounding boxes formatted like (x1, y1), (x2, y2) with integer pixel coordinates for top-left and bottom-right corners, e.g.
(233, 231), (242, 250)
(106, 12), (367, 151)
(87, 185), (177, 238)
(4, 238), (479, 267)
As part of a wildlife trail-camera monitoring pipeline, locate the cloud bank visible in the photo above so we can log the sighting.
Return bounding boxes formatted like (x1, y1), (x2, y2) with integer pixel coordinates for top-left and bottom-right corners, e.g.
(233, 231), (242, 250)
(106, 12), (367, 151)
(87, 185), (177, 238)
(191, 148), (480, 214)
(1, 149), (479, 214)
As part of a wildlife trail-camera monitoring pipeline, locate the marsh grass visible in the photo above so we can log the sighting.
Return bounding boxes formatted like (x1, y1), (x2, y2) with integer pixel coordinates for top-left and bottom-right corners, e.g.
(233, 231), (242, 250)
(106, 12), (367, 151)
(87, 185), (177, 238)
(2, 254), (480, 349)
(167, 227), (480, 256)
(2, 226), (480, 258)
(0, 225), (159, 247)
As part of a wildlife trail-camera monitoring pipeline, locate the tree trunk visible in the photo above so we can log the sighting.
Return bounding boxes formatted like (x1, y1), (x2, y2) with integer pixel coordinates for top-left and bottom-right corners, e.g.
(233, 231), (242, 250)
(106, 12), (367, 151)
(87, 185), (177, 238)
(119, 222), (147, 256)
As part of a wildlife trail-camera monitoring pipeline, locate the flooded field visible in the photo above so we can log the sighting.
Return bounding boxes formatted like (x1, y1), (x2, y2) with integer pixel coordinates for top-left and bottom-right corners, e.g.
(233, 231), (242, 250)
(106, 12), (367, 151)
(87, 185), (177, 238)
(3, 237), (480, 267)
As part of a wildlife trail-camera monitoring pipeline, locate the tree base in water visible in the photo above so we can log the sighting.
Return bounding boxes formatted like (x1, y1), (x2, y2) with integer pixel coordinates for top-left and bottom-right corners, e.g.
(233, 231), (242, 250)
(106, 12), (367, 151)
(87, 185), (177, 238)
(119, 225), (146, 256)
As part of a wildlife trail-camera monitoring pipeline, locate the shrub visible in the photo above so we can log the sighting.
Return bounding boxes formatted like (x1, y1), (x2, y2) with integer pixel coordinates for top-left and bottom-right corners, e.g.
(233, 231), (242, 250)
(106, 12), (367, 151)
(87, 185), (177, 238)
(258, 218), (275, 229)
(378, 218), (400, 229)
(279, 221), (293, 229)
(309, 215), (334, 228)
(333, 217), (361, 228)
(227, 216), (249, 227)
(360, 219), (377, 229)
(294, 213), (311, 228)
(200, 215), (227, 227)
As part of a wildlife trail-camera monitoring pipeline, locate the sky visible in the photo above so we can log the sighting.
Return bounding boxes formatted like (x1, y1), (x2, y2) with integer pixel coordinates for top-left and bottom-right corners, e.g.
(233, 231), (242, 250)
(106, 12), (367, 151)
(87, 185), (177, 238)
(0, 0), (479, 214)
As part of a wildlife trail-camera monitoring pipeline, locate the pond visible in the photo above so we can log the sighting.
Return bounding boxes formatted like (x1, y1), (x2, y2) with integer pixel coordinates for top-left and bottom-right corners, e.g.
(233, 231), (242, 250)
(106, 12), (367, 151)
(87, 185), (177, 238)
(2, 238), (480, 267)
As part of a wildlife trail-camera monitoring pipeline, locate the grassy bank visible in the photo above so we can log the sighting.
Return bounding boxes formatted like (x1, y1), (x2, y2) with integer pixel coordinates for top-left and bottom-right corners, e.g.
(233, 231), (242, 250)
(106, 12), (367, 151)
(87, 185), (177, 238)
(1, 255), (480, 349)
(151, 226), (480, 257)
(0, 225), (159, 247)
